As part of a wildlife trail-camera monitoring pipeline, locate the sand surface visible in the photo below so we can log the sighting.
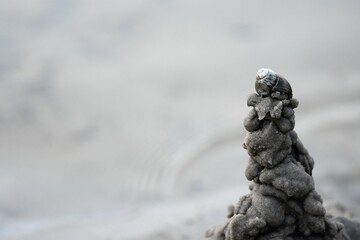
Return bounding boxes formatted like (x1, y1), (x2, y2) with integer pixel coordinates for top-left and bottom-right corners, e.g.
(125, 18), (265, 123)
(0, 1), (360, 239)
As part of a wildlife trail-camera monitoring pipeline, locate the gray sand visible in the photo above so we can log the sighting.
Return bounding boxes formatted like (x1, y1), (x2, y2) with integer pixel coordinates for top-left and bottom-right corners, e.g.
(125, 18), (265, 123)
(0, 1), (360, 239)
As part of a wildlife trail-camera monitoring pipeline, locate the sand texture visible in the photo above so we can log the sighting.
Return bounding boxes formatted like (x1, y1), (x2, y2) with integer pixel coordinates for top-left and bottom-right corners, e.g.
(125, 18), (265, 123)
(0, 1), (360, 239)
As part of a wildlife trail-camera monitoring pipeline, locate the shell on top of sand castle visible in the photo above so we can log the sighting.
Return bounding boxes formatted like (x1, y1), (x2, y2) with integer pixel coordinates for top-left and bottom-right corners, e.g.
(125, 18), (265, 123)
(204, 69), (360, 240)
(255, 68), (293, 100)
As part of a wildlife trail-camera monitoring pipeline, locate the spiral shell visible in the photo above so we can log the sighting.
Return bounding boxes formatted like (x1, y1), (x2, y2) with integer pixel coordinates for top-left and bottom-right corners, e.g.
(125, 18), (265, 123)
(255, 68), (292, 99)
(255, 68), (277, 97)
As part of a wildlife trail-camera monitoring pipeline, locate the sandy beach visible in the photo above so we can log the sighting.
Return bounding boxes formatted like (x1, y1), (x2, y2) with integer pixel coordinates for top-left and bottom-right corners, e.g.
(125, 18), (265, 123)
(0, 1), (359, 239)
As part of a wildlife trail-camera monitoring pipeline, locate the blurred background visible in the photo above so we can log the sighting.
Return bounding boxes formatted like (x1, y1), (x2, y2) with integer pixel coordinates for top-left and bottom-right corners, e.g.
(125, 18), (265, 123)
(0, 0), (360, 239)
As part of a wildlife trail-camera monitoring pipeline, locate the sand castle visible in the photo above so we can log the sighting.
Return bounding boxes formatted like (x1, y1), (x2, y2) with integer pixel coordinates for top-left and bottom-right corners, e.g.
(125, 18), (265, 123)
(205, 69), (360, 240)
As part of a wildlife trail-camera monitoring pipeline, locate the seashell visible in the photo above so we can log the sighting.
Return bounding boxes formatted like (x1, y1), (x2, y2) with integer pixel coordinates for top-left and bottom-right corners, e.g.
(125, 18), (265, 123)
(255, 68), (277, 97)
(255, 68), (293, 99)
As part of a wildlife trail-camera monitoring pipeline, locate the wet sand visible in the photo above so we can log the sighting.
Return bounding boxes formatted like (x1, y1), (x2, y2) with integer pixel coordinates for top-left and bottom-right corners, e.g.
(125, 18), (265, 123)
(0, 1), (359, 239)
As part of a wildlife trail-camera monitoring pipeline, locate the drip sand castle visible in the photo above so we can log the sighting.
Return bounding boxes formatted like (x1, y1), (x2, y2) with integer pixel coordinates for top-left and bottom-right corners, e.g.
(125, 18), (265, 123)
(205, 69), (360, 240)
